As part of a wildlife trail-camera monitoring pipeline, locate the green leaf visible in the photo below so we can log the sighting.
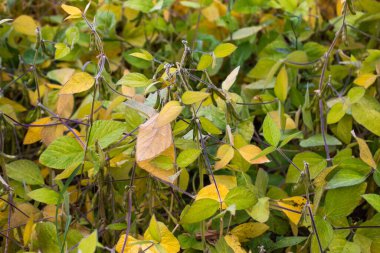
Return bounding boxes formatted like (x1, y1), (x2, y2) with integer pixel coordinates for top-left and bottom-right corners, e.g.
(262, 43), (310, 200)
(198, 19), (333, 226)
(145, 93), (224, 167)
(274, 66), (288, 102)
(197, 54), (213, 70)
(177, 149), (201, 167)
(213, 43), (237, 58)
(352, 95), (380, 136)
(300, 134), (342, 147)
(286, 152), (327, 183)
(180, 199), (219, 224)
(35, 222), (60, 253)
(347, 87), (365, 104)
(327, 158), (371, 189)
(78, 230), (98, 253)
(88, 120), (126, 149)
(224, 186), (258, 210)
(362, 194), (380, 212)
(6, 160), (44, 185)
(279, 131), (303, 147)
(117, 72), (150, 87)
(39, 136), (84, 170)
(255, 168), (268, 197)
(327, 102), (346, 124)
(324, 183), (367, 219)
(263, 114), (281, 146)
(65, 26), (79, 46)
(54, 43), (70, 59)
(124, 0), (154, 13)
(272, 237), (307, 250)
(151, 155), (173, 170)
(246, 197), (270, 223)
(199, 117), (222, 135)
(27, 188), (60, 204)
(147, 215), (161, 242)
(311, 216), (334, 252)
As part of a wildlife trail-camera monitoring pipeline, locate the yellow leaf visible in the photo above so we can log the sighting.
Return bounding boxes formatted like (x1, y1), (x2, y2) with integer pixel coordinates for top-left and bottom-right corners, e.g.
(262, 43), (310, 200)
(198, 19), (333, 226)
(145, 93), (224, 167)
(197, 54), (213, 70)
(59, 72), (95, 95)
(12, 15), (37, 36)
(214, 144), (235, 170)
(181, 91), (210, 105)
(136, 113), (173, 162)
(23, 117), (51, 145)
(238, 145), (270, 164)
(0, 97), (26, 112)
(354, 73), (377, 88)
(224, 235), (247, 253)
(116, 220), (180, 253)
(275, 196), (307, 225)
(156, 101), (183, 128)
(352, 131), (377, 168)
(214, 43), (237, 58)
(274, 66), (288, 102)
(144, 221), (180, 253)
(268, 111), (297, 130)
(23, 216), (34, 246)
(130, 49), (153, 61)
(231, 222), (269, 242)
(61, 4), (82, 20)
(57, 94), (74, 118)
(196, 184), (229, 209)
(116, 235), (154, 253)
(210, 175), (237, 189)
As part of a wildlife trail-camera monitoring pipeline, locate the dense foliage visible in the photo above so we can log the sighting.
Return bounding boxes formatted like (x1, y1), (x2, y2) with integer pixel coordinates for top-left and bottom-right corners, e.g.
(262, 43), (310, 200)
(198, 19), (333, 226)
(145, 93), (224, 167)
(1, 0), (380, 252)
